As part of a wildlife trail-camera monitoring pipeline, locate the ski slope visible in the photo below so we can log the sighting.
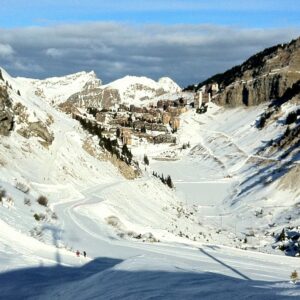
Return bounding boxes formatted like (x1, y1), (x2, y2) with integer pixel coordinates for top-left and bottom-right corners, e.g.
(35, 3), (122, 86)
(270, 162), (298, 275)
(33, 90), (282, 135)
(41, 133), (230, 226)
(1, 177), (300, 299)
(0, 68), (300, 299)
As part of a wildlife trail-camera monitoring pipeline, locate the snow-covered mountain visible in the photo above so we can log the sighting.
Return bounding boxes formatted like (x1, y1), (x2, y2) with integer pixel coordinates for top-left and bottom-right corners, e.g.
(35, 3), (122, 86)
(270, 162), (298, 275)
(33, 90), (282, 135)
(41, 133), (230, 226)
(7, 69), (182, 111)
(1, 58), (300, 299)
(101, 75), (181, 106)
(65, 74), (182, 109)
(16, 70), (101, 106)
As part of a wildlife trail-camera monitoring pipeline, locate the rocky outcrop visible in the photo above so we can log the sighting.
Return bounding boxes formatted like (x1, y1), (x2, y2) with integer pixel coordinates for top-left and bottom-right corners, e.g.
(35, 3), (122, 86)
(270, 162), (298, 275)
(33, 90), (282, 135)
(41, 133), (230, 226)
(100, 88), (121, 109)
(278, 164), (300, 194)
(216, 72), (299, 107)
(0, 86), (14, 135)
(66, 85), (121, 110)
(198, 37), (300, 106)
(13, 102), (54, 146)
(17, 121), (54, 146)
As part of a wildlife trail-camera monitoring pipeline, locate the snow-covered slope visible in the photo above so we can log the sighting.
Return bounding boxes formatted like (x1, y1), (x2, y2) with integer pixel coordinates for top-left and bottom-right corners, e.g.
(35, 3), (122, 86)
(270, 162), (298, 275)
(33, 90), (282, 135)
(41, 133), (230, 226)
(12, 70), (182, 109)
(100, 75), (181, 107)
(148, 101), (300, 254)
(1, 67), (300, 299)
(15, 70), (101, 106)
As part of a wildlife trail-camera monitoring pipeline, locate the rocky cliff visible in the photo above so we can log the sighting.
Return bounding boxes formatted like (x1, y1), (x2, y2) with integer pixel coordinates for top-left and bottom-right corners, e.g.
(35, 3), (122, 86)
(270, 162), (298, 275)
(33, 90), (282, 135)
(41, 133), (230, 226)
(0, 82), (14, 135)
(197, 37), (300, 106)
(66, 83), (121, 110)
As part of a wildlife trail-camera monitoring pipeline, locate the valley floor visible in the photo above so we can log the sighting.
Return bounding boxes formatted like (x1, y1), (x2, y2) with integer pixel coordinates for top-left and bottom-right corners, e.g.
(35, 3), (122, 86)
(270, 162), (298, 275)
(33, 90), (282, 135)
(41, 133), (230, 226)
(1, 178), (300, 299)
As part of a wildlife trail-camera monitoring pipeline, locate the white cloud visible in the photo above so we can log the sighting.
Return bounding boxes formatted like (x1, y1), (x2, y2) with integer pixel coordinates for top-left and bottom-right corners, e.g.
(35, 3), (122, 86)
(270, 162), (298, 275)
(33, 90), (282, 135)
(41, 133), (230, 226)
(0, 23), (298, 86)
(45, 48), (64, 57)
(0, 43), (14, 58)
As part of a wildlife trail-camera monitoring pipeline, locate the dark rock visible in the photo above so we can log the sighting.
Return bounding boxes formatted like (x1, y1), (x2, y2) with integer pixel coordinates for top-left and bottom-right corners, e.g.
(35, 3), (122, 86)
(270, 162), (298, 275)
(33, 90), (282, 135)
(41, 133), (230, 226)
(0, 86), (14, 135)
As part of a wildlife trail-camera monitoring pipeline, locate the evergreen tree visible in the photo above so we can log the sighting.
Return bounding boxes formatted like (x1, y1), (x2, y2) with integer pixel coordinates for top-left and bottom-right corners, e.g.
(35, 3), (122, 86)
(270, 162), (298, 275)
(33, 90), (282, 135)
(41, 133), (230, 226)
(278, 229), (286, 242)
(166, 175), (174, 188)
(143, 154), (149, 166)
(286, 111), (297, 124)
(116, 127), (121, 138)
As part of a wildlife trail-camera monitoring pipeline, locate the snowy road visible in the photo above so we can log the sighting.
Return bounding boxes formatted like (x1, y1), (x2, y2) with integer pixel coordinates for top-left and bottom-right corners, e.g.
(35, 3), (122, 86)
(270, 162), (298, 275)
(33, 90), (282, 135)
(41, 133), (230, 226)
(14, 179), (295, 299)
(52, 180), (300, 283)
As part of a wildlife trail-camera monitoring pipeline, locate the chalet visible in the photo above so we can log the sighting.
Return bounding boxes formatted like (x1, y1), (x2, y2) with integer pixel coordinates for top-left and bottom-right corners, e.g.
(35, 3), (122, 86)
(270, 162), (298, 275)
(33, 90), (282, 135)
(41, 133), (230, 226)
(109, 116), (129, 126)
(141, 113), (155, 123)
(162, 112), (171, 124)
(118, 104), (130, 112)
(130, 105), (146, 113)
(120, 128), (132, 145)
(195, 82), (219, 108)
(154, 134), (176, 144)
(96, 112), (107, 123)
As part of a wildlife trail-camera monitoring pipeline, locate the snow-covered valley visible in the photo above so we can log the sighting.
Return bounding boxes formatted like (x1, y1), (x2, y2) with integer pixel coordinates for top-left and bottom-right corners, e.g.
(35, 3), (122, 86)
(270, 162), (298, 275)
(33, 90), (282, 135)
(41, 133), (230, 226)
(0, 67), (300, 299)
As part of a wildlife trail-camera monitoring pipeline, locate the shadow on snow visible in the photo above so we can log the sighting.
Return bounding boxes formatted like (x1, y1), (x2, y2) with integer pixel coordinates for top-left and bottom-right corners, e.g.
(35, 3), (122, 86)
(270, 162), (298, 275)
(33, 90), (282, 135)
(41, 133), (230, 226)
(0, 256), (298, 300)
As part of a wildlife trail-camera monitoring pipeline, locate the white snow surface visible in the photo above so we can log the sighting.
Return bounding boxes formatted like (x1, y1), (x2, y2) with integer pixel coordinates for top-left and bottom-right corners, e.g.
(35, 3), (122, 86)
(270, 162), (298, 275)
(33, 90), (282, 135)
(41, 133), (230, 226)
(4, 69), (182, 108)
(0, 68), (299, 299)
(14, 70), (101, 105)
(101, 75), (182, 106)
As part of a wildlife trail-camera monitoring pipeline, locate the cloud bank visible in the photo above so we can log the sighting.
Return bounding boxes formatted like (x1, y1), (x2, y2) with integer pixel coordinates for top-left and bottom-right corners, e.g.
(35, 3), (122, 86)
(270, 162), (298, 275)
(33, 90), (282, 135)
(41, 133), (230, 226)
(0, 23), (298, 86)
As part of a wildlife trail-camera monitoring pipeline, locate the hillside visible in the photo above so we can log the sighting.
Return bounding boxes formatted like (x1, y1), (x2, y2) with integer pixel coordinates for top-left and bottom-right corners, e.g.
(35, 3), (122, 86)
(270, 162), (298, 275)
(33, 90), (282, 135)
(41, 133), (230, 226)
(189, 37), (300, 106)
(0, 65), (300, 299)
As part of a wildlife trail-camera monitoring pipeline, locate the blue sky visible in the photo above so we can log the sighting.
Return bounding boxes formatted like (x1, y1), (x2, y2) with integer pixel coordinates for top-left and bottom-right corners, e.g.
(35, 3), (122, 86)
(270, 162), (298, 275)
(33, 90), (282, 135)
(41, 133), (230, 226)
(1, 0), (300, 28)
(0, 1), (299, 86)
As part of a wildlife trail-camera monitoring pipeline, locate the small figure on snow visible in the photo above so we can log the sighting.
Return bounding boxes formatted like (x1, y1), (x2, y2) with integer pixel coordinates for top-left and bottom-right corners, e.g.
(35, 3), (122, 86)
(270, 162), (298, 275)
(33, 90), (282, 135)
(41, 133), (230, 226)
(83, 251), (87, 258)
(76, 250), (80, 257)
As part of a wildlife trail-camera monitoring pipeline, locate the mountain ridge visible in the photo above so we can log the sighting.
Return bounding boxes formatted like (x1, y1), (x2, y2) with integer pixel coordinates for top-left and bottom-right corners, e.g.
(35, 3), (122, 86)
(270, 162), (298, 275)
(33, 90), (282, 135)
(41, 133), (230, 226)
(186, 36), (300, 107)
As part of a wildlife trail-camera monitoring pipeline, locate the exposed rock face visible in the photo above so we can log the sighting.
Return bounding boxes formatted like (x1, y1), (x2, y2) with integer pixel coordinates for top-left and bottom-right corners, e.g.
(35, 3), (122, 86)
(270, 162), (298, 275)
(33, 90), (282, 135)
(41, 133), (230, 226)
(198, 37), (300, 106)
(100, 88), (121, 109)
(216, 72), (299, 107)
(66, 84), (121, 109)
(17, 121), (54, 146)
(0, 86), (14, 135)
(278, 164), (300, 194)
(13, 102), (54, 146)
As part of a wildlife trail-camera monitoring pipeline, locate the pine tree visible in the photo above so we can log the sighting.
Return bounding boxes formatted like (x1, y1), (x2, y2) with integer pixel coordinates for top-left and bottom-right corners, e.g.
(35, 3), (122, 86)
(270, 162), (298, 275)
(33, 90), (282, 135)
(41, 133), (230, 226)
(286, 111), (297, 125)
(116, 127), (121, 138)
(122, 144), (133, 164)
(143, 154), (149, 166)
(122, 144), (128, 156)
(278, 229), (286, 242)
(166, 175), (174, 188)
(284, 126), (290, 137)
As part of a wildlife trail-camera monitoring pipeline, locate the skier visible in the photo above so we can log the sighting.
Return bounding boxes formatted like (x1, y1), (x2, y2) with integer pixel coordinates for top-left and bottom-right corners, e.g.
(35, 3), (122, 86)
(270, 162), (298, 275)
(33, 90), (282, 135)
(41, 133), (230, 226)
(83, 251), (87, 258)
(76, 250), (80, 257)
